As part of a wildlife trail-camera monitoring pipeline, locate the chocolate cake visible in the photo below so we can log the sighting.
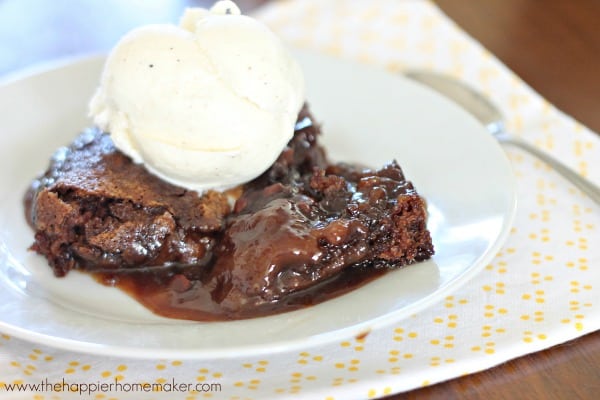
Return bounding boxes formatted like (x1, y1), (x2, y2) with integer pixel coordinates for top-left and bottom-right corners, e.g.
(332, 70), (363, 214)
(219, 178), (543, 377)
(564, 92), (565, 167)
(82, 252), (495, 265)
(24, 107), (434, 320)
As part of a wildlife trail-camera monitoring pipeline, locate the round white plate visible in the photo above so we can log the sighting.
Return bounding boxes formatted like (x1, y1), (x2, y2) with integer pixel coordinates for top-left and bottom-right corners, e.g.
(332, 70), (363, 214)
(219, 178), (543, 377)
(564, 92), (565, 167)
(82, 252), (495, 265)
(0, 49), (516, 359)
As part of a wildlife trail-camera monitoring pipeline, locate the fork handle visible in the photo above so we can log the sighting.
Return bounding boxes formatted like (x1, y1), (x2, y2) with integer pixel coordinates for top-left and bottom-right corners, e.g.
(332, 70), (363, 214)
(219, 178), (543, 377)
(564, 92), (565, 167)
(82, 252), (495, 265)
(498, 133), (600, 204)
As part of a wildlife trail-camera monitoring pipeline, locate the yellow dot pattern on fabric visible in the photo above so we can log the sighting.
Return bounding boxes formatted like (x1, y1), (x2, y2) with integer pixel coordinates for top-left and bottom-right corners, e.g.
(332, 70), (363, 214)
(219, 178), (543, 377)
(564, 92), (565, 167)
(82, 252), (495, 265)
(1, 1), (598, 400)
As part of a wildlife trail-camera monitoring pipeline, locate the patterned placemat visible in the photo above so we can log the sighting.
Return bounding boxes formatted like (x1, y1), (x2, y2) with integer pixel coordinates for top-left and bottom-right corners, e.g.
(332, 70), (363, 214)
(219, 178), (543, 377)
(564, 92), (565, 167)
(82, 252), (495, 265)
(1, 1), (598, 399)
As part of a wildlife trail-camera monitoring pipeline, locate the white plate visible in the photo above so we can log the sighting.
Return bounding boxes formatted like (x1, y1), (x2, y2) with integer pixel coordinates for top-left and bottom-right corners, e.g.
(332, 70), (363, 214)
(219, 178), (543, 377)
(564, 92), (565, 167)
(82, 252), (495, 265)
(0, 49), (516, 359)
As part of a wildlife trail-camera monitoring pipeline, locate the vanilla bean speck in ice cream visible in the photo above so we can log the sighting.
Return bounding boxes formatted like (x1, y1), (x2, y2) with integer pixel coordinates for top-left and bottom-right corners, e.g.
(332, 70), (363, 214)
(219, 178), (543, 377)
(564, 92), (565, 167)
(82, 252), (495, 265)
(89, 0), (305, 191)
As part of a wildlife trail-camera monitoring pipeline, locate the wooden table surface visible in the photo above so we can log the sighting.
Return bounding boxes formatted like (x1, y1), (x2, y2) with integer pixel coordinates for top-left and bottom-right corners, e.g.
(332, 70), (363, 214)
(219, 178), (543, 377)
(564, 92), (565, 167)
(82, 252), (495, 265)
(1, 1), (598, 399)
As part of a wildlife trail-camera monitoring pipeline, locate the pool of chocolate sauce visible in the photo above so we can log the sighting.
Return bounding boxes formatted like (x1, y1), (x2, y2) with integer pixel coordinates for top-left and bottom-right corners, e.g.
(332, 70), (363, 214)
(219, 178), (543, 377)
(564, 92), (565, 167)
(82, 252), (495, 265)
(95, 260), (389, 321)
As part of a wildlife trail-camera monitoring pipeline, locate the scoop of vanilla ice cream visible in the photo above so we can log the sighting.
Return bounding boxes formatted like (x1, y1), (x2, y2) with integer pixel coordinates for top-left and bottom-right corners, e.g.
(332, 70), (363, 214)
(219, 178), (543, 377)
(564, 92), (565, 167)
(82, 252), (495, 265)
(89, 1), (304, 191)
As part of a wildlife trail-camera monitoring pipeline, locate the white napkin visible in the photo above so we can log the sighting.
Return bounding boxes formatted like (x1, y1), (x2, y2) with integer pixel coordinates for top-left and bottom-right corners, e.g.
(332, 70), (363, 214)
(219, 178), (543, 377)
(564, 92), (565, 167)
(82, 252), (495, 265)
(1, 1), (598, 399)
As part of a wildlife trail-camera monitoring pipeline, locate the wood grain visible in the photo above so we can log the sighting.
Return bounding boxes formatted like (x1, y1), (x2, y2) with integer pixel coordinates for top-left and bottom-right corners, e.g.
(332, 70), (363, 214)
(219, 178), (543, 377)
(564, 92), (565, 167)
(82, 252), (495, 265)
(434, 0), (600, 134)
(392, 332), (600, 400)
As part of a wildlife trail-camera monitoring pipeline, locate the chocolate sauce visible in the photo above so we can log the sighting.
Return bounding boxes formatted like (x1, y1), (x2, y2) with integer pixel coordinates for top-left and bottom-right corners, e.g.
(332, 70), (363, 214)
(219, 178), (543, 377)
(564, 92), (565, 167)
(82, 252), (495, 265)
(96, 259), (389, 321)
